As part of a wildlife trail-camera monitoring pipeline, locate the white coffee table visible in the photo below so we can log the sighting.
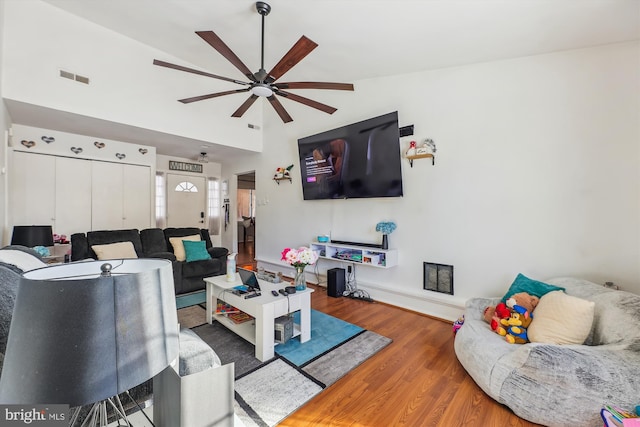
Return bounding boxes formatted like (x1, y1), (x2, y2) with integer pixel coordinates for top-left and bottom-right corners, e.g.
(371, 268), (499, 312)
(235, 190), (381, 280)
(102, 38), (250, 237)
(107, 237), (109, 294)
(204, 273), (314, 362)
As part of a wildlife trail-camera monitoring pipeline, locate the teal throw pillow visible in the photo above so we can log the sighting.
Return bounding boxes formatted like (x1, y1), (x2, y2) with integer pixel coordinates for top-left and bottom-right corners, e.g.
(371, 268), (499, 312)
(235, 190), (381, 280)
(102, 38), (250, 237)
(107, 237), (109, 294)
(501, 273), (565, 303)
(183, 240), (211, 262)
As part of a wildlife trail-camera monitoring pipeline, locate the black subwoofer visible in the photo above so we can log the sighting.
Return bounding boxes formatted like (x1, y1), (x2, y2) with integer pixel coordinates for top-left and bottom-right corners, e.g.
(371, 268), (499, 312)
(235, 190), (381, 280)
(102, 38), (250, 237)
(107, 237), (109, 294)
(327, 268), (346, 298)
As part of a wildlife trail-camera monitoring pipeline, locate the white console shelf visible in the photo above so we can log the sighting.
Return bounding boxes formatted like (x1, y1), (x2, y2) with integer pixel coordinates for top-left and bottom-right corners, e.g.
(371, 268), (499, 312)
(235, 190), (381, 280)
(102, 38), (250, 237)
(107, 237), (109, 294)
(310, 241), (397, 268)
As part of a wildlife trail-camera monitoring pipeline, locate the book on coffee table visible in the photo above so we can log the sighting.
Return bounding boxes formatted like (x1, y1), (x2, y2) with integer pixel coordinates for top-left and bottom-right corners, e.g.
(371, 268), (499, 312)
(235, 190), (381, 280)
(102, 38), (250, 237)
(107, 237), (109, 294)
(216, 301), (240, 314)
(227, 312), (254, 324)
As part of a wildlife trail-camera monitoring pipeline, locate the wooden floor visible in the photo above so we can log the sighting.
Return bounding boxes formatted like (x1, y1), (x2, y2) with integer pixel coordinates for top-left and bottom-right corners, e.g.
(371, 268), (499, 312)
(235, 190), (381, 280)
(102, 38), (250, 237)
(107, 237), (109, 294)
(279, 286), (541, 427)
(236, 241), (257, 270)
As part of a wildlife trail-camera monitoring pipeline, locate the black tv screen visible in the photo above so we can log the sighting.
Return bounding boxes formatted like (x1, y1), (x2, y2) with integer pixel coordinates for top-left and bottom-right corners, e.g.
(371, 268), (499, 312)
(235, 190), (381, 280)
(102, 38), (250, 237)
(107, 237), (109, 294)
(297, 111), (404, 200)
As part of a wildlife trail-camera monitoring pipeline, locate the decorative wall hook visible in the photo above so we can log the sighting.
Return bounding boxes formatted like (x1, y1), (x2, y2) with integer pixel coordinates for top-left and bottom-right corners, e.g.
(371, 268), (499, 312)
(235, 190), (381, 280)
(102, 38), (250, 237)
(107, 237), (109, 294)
(273, 164), (294, 184)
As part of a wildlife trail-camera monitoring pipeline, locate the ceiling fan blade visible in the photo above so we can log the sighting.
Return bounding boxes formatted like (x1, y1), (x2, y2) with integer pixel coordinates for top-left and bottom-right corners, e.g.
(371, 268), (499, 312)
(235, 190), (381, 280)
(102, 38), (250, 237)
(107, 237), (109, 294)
(274, 81), (354, 91)
(153, 59), (248, 85)
(267, 95), (293, 123)
(276, 90), (337, 114)
(196, 31), (257, 82)
(266, 36), (318, 83)
(179, 88), (250, 104)
(231, 95), (259, 118)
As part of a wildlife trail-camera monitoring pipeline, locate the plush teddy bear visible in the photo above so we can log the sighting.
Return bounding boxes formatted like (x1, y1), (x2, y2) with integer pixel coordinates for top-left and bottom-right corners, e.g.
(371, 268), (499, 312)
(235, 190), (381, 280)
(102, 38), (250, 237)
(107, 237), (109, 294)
(506, 292), (540, 314)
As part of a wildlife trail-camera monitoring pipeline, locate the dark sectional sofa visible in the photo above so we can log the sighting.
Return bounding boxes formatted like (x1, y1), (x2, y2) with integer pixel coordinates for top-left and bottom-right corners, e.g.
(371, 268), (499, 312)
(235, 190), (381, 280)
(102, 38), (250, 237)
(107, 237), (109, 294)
(71, 227), (229, 296)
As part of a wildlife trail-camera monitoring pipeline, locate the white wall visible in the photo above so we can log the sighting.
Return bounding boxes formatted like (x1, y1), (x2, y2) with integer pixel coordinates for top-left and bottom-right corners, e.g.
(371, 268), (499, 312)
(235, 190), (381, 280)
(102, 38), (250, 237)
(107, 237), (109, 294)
(225, 42), (640, 320)
(2, 0), (261, 152)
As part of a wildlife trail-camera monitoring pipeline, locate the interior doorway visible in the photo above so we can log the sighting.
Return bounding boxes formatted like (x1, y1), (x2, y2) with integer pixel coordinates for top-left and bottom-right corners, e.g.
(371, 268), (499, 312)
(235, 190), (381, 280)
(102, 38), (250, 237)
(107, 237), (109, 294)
(166, 173), (206, 228)
(237, 171), (256, 269)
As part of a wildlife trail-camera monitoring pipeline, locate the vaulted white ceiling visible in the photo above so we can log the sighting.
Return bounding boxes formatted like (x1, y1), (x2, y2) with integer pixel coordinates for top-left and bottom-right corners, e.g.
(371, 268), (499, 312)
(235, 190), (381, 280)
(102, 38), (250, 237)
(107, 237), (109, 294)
(7, 0), (640, 159)
(42, 0), (639, 83)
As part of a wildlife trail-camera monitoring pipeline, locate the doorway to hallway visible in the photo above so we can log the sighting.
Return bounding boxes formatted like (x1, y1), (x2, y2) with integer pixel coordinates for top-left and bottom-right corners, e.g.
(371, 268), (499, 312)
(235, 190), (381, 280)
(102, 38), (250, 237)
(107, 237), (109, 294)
(237, 171), (256, 269)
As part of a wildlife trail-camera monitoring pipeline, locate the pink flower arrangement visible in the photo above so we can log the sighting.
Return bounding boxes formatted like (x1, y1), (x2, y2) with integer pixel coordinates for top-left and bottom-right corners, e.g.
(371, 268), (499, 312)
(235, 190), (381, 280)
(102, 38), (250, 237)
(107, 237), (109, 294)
(281, 246), (319, 269)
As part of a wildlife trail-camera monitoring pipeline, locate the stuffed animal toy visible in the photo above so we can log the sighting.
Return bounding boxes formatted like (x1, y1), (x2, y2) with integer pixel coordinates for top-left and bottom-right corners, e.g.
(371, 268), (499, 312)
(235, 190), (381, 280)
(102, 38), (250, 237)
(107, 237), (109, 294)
(506, 292), (540, 314)
(499, 305), (534, 344)
(485, 292), (539, 341)
(483, 302), (511, 332)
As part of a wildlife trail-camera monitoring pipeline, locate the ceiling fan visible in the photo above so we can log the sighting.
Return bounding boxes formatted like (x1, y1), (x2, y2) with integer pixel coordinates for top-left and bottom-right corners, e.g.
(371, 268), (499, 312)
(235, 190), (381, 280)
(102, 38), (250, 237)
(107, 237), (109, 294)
(153, 1), (354, 123)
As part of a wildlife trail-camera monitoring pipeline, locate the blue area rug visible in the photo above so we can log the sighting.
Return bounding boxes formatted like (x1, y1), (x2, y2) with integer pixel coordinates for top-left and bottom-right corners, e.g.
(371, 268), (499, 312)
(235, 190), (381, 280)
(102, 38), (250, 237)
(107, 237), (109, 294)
(274, 309), (364, 366)
(175, 290), (206, 309)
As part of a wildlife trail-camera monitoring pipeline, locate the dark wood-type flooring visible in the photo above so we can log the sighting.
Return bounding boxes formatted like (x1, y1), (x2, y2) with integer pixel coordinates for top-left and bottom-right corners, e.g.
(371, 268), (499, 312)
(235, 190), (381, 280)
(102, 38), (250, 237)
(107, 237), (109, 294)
(179, 242), (540, 426)
(279, 286), (540, 427)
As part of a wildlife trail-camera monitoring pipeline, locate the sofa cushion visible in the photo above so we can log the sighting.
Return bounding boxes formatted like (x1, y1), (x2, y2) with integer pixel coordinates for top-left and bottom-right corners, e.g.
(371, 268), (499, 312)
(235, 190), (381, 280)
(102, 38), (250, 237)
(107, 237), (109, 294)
(502, 273), (565, 302)
(183, 240), (211, 262)
(169, 235), (201, 261)
(182, 259), (222, 279)
(528, 290), (595, 345)
(91, 241), (139, 260)
(86, 229), (144, 258)
(140, 228), (169, 255)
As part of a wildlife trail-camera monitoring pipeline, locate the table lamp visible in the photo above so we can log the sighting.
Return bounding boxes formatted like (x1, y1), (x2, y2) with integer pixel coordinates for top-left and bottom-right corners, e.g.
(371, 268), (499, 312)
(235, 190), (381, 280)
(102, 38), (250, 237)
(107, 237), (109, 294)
(10, 225), (54, 247)
(0, 258), (179, 426)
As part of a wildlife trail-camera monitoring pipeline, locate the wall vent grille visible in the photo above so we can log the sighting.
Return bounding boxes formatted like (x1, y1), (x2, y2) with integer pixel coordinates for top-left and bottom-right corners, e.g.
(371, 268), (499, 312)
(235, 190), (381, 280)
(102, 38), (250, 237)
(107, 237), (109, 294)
(59, 69), (90, 84)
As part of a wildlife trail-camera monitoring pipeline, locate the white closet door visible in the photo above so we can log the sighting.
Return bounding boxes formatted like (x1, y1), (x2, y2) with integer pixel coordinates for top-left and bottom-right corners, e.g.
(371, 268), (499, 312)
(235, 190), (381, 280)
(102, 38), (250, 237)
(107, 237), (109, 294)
(91, 161), (124, 230)
(123, 164), (151, 230)
(55, 157), (92, 236)
(10, 152), (56, 227)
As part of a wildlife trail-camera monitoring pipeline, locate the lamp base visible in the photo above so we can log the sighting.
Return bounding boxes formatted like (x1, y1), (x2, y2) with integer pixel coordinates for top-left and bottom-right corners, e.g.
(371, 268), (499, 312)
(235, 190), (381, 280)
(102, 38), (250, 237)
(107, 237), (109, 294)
(68, 393), (153, 427)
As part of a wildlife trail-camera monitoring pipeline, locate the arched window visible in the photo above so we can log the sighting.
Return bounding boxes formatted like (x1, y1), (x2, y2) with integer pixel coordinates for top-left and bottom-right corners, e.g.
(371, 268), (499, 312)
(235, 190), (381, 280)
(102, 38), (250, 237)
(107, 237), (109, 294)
(175, 181), (198, 192)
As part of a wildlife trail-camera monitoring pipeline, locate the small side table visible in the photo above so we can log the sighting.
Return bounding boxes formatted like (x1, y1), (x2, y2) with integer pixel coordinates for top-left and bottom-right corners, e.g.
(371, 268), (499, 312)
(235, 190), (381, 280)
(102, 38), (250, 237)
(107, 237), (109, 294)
(45, 243), (71, 264)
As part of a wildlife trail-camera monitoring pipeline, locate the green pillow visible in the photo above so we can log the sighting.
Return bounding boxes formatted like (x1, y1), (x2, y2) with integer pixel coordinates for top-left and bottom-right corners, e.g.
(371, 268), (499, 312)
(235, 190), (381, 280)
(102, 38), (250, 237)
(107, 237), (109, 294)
(183, 240), (211, 262)
(501, 273), (564, 303)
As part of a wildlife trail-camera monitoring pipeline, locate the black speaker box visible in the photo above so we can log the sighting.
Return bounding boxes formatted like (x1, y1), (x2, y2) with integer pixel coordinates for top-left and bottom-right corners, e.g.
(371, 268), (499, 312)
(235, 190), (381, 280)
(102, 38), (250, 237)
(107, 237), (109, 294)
(327, 268), (346, 298)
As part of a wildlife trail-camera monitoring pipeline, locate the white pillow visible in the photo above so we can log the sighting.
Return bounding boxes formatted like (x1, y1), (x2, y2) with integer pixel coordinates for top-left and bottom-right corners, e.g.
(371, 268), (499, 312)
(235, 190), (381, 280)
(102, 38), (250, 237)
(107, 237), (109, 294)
(169, 235), (201, 261)
(528, 290), (595, 345)
(91, 241), (138, 260)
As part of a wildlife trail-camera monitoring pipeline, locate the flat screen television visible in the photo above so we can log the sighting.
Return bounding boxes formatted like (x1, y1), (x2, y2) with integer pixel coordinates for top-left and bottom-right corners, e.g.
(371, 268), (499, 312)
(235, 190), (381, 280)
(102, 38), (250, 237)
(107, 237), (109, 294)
(297, 111), (404, 200)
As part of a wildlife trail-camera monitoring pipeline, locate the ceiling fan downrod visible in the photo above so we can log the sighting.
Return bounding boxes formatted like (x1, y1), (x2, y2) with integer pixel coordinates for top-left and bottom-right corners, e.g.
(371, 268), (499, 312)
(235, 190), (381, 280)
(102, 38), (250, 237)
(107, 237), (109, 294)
(256, 2), (271, 80)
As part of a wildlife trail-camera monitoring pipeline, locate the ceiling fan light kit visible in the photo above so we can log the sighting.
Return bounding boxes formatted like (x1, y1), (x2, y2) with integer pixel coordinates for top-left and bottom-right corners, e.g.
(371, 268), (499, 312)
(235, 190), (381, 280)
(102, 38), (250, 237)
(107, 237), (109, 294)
(153, 2), (353, 123)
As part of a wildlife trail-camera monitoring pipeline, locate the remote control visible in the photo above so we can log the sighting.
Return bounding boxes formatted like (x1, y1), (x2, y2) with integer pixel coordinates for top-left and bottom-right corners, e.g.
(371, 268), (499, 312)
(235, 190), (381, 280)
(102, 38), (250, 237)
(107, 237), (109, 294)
(244, 292), (261, 299)
(271, 290), (279, 296)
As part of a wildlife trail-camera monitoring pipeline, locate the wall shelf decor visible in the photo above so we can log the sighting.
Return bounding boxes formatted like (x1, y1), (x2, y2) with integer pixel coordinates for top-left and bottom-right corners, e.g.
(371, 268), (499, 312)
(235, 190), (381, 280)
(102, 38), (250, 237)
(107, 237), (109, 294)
(273, 177), (292, 185)
(407, 153), (434, 167)
(310, 241), (397, 269)
(405, 138), (436, 167)
(273, 164), (293, 184)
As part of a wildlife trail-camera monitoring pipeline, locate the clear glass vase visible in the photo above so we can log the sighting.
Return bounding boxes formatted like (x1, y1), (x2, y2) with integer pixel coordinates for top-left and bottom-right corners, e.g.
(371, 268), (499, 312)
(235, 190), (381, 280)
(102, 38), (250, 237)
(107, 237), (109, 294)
(294, 266), (306, 291)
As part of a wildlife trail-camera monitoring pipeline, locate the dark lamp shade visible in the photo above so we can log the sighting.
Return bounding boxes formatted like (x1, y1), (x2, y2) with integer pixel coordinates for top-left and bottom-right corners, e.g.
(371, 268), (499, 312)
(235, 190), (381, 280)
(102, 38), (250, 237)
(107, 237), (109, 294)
(11, 225), (54, 247)
(0, 259), (179, 407)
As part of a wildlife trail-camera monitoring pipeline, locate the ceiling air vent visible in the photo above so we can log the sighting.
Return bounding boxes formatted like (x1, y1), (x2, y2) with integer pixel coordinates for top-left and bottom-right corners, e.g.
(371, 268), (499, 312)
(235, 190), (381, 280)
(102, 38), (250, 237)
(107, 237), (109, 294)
(59, 69), (90, 84)
(59, 70), (74, 80)
(75, 74), (90, 84)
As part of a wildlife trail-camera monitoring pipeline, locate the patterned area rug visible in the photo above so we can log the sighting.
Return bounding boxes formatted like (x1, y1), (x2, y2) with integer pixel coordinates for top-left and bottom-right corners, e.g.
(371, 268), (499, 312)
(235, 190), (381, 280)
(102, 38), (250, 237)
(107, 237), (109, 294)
(192, 310), (392, 427)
